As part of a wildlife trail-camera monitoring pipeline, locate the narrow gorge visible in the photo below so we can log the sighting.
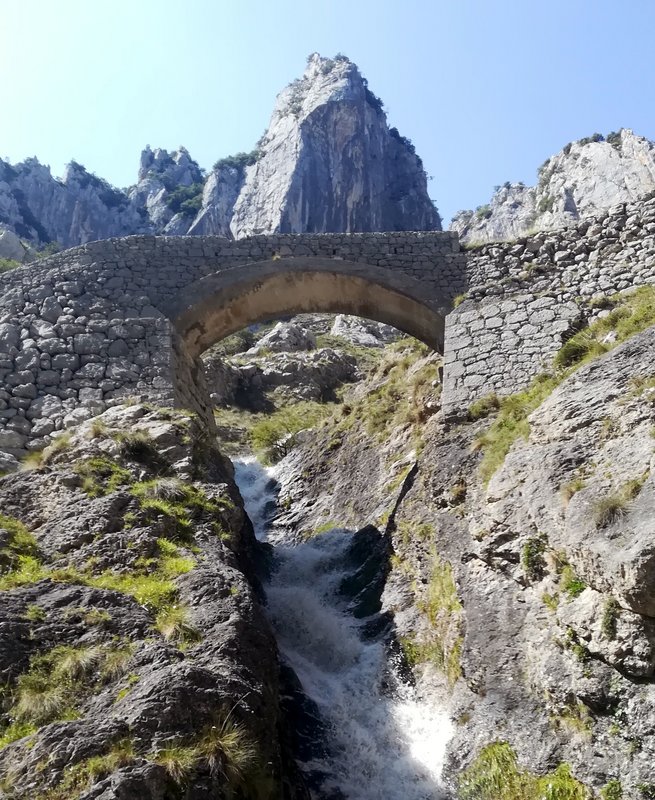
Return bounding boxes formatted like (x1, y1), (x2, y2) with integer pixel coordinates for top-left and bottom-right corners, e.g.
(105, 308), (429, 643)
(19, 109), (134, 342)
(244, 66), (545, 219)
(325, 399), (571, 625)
(2, 49), (655, 800)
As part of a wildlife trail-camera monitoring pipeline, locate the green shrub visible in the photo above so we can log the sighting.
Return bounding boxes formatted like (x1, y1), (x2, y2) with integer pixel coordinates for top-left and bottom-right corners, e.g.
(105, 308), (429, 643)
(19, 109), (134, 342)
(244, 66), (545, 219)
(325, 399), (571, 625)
(74, 456), (131, 497)
(561, 475), (586, 503)
(578, 133), (604, 146)
(560, 564), (586, 598)
(213, 150), (261, 171)
(521, 536), (546, 582)
(606, 131), (622, 150)
(601, 780), (622, 800)
(23, 604), (46, 622)
(0, 514), (38, 574)
(601, 597), (620, 640)
(0, 258), (21, 272)
(542, 592), (559, 611)
(113, 430), (170, 473)
(593, 474), (647, 528)
(410, 552), (463, 687)
(164, 182), (204, 217)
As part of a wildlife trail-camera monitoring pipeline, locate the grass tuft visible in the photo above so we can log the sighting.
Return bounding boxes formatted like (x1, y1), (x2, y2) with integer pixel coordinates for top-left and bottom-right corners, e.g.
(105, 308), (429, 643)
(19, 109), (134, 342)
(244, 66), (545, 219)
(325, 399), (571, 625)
(468, 394), (500, 421)
(155, 745), (197, 783)
(521, 536), (547, 582)
(458, 742), (588, 800)
(8, 643), (131, 728)
(20, 432), (72, 471)
(560, 563), (586, 599)
(74, 456), (131, 497)
(198, 715), (258, 783)
(601, 597), (620, 640)
(404, 551), (463, 687)
(593, 495), (629, 528)
(593, 473), (648, 528)
(113, 430), (170, 473)
(155, 605), (202, 645)
(250, 401), (333, 464)
(0, 514), (39, 575)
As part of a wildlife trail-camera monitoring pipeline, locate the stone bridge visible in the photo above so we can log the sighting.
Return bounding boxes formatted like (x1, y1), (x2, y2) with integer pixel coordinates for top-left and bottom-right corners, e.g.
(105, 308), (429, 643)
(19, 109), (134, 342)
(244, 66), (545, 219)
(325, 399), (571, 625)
(2, 196), (655, 461)
(0, 232), (464, 458)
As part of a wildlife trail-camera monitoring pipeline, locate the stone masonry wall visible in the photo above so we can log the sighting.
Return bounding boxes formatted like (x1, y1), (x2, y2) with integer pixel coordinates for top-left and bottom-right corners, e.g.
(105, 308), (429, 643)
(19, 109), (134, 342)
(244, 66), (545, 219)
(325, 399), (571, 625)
(443, 195), (655, 417)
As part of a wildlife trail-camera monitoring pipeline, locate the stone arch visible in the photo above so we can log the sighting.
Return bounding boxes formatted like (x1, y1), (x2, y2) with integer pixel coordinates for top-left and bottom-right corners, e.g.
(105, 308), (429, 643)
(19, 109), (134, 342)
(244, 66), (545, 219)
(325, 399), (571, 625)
(165, 258), (446, 358)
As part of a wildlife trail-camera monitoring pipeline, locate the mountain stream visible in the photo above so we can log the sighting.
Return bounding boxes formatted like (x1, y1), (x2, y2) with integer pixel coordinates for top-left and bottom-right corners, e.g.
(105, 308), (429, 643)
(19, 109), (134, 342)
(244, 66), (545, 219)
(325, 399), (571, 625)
(234, 457), (452, 799)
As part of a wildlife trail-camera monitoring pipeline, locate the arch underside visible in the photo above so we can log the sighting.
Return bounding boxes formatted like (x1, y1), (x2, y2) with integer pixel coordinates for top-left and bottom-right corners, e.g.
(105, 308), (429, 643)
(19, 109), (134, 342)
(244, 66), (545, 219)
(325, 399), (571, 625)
(169, 258), (446, 358)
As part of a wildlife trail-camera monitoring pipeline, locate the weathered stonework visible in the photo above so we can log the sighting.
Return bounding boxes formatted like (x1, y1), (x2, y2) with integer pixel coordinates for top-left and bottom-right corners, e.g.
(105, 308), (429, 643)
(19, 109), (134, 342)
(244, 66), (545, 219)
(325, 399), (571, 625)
(442, 195), (655, 416)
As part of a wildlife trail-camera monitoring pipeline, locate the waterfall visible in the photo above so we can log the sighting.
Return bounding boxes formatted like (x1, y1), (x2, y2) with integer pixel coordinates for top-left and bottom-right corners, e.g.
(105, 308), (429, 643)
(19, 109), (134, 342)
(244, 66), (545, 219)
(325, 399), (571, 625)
(234, 457), (452, 799)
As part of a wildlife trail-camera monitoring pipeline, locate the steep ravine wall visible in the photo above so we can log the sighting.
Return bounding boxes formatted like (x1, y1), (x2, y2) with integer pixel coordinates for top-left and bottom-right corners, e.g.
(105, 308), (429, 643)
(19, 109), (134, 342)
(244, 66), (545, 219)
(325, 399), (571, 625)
(273, 326), (655, 799)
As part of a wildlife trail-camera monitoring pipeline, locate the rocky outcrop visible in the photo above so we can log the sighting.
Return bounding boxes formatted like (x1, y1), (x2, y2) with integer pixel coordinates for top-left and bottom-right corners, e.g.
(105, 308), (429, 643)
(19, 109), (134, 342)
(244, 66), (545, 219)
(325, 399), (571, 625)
(187, 164), (246, 237)
(272, 341), (442, 535)
(0, 228), (27, 263)
(329, 315), (399, 347)
(0, 54), (438, 251)
(246, 322), (316, 355)
(204, 346), (359, 409)
(127, 145), (205, 235)
(0, 159), (146, 248)
(229, 54), (440, 237)
(451, 129), (655, 243)
(0, 404), (307, 799)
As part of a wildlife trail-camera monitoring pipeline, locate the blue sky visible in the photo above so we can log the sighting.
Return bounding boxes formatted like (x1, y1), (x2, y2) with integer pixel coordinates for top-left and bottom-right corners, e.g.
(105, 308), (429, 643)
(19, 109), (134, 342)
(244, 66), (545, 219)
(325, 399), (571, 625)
(3, 0), (655, 224)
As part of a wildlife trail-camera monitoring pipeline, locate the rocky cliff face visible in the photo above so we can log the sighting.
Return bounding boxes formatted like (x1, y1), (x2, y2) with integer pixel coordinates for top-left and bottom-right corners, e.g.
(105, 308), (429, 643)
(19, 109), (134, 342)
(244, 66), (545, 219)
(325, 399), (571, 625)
(0, 404), (308, 799)
(0, 54), (439, 252)
(451, 129), (655, 243)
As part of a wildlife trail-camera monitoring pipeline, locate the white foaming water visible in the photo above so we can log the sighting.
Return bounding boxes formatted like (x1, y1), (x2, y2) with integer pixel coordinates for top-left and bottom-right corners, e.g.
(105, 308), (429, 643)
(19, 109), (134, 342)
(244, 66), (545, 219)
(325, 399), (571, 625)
(234, 457), (452, 799)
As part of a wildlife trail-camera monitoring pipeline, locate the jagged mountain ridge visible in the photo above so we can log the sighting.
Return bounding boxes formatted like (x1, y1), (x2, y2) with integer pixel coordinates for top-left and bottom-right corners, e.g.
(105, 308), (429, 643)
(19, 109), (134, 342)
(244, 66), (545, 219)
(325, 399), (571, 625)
(0, 54), (439, 256)
(450, 128), (655, 243)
